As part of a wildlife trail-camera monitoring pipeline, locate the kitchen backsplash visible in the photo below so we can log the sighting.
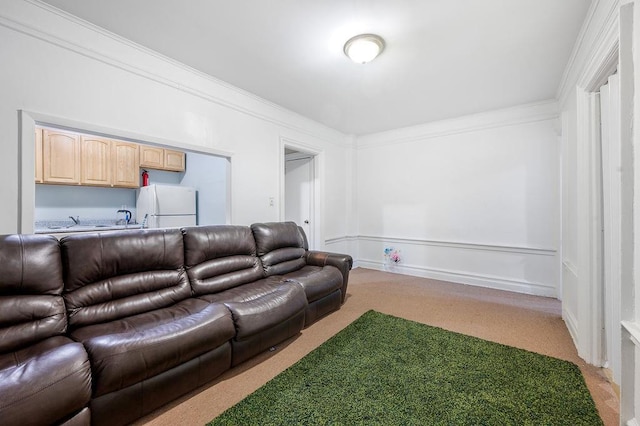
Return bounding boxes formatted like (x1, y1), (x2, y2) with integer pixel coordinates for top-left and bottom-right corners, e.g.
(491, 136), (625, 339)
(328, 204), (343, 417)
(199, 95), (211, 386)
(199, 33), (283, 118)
(35, 185), (137, 222)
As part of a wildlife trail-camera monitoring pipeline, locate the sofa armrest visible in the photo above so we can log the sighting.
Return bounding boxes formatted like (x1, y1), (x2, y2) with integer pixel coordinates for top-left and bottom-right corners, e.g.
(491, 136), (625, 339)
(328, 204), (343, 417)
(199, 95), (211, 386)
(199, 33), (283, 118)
(306, 251), (353, 270)
(306, 251), (353, 303)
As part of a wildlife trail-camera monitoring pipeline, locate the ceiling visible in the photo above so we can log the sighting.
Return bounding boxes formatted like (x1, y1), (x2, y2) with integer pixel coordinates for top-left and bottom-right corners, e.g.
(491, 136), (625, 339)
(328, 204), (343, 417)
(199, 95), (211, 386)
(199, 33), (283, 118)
(42, 0), (591, 136)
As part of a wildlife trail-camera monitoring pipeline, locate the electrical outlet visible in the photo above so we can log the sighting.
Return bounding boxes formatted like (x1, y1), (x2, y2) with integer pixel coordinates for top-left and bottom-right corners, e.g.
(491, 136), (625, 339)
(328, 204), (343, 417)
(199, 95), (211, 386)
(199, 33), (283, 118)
(269, 197), (275, 207)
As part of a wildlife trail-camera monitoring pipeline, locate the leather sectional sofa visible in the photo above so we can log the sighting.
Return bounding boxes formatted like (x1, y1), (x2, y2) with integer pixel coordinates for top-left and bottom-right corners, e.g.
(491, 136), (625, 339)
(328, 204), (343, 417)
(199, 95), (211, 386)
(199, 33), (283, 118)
(0, 222), (352, 426)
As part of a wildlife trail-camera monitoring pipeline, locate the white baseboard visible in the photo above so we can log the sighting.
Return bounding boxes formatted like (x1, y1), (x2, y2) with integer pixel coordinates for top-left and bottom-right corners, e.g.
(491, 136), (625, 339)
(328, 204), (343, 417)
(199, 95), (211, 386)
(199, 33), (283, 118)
(562, 307), (580, 351)
(357, 259), (556, 297)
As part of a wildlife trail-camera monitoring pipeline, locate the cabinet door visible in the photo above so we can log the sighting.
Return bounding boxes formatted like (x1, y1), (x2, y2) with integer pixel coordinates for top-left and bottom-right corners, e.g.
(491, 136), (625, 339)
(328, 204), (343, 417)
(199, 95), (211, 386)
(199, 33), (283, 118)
(112, 141), (140, 188)
(81, 136), (112, 186)
(35, 128), (43, 183)
(43, 129), (81, 184)
(164, 149), (185, 172)
(140, 145), (164, 169)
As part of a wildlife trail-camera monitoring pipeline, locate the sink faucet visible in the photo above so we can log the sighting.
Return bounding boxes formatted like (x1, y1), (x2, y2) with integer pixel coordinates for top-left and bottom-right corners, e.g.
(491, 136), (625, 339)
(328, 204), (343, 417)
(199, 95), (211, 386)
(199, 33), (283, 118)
(117, 209), (132, 225)
(69, 216), (80, 225)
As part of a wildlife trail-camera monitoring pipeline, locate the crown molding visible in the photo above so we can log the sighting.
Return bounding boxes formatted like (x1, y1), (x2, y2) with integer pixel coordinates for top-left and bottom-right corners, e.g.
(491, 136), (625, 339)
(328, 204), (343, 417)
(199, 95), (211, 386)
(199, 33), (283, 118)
(4, 0), (349, 147)
(356, 99), (559, 149)
(556, 0), (620, 105)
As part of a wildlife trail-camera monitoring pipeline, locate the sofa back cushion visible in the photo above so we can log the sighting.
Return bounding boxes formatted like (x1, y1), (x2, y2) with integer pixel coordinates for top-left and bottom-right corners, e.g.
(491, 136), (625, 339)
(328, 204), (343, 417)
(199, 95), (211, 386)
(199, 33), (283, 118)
(251, 222), (306, 276)
(0, 234), (67, 353)
(182, 225), (264, 295)
(60, 229), (191, 329)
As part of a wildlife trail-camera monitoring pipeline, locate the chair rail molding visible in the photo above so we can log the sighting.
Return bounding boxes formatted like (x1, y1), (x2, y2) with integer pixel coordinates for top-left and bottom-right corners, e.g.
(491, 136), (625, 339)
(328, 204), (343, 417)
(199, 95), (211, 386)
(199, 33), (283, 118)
(348, 234), (558, 297)
(356, 235), (556, 257)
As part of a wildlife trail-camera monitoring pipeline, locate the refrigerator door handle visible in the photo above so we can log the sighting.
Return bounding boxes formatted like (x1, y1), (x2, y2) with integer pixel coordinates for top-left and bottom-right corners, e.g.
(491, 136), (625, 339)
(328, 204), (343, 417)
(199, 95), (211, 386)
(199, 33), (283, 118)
(153, 187), (160, 215)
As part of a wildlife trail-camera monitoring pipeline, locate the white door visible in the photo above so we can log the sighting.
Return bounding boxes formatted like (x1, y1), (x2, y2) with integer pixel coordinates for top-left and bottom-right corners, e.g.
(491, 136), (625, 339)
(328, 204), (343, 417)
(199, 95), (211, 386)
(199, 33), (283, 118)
(285, 155), (313, 247)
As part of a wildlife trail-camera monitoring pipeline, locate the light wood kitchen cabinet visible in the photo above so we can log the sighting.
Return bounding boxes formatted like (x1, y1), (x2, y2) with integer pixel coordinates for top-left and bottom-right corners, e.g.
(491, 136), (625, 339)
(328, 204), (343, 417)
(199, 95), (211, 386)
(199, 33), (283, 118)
(35, 128), (43, 183)
(81, 135), (112, 186)
(43, 129), (81, 184)
(140, 145), (185, 172)
(38, 129), (184, 188)
(112, 141), (140, 188)
(164, 149), (186, 172)
(139, 145), (164, 169)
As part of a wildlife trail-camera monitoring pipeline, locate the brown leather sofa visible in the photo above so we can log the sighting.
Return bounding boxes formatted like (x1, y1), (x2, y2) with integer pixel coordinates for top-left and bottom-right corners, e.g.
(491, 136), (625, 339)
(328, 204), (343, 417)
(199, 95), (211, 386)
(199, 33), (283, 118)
(0, 222), (352, 426)
(60, 228), (236, 426)
(0, 234), (92, 426)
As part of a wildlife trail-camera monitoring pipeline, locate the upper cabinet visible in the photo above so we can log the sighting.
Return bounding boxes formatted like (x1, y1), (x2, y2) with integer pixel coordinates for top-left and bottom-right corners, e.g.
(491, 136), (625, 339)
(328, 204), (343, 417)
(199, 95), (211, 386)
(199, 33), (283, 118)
(112, 141), (140, 188)
(36, 127), (185, 188)
(140, 145), (185, 172)
(81, 135), (112, 186)
(164, 149), (186, 172)
(139, 145), (164, 169)
(43, 129), (81, 184)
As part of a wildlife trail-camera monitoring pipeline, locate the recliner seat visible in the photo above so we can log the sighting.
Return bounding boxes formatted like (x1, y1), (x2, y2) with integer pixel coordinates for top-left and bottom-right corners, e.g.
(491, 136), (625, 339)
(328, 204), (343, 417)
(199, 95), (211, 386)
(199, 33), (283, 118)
(251, 222), (347, 325)
(0, 234), (92, 426)
(60, 229), (235, 426)
(182, 225), (307, 366)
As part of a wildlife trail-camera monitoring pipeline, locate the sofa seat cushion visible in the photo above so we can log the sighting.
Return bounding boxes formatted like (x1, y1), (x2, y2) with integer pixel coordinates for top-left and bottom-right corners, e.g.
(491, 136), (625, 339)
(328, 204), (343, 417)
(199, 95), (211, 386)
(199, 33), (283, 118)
(281, 265), (343, 303)
(70, 298), (234, 397)
(200, 279), (307, 341)
(0, 336), (92, 426)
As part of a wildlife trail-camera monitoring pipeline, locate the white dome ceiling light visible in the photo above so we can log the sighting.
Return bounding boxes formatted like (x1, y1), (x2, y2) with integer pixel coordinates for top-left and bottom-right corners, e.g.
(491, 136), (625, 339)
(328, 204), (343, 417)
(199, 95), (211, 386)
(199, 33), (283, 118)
(343, 34), (385, 64)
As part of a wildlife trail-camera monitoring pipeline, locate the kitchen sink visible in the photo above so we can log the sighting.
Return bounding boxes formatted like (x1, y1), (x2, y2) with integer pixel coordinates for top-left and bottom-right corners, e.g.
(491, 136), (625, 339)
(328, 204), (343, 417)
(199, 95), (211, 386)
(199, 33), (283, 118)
(38, 222), (142, 234)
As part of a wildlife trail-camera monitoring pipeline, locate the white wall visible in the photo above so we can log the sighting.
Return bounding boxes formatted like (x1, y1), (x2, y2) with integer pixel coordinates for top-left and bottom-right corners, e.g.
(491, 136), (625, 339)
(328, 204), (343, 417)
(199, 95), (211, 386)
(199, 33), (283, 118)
(0, 0), (352, 244)
(35, 185), (137, 222)
(354, 101), (561, 297)
(180, 152), (228, 225)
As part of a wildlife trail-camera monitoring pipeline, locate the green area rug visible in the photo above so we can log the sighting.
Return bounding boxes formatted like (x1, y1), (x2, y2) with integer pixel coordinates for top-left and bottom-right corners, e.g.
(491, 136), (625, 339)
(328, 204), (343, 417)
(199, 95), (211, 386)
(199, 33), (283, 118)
(209, 310), (602, 425)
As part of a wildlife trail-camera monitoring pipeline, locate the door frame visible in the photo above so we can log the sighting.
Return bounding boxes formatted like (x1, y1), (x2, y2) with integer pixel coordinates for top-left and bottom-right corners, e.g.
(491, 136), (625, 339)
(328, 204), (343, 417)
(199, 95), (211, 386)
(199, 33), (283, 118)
(599, 73), (623, 384)
(574, 33), (619, 367)
(279, 136), (323, 250)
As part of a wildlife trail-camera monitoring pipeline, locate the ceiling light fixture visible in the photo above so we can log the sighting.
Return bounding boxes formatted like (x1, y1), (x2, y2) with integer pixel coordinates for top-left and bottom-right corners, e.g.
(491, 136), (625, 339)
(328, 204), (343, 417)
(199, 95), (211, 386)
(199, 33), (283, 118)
(343, 34), (385, 64)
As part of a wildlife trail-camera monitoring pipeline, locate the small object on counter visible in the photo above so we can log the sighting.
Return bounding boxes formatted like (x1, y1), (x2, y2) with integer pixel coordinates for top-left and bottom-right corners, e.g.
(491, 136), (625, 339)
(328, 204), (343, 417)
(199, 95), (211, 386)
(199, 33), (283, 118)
(117, 209), (132, 225)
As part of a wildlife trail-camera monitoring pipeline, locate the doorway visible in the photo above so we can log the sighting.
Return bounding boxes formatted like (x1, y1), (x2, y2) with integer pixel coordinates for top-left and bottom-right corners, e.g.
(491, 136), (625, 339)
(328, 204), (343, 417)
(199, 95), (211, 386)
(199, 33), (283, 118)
(284, 148), (315, 247)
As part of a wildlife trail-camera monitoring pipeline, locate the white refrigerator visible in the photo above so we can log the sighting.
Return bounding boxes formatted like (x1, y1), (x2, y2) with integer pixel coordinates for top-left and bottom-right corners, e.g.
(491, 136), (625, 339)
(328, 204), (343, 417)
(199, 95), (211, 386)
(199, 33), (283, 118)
(136, 184), (197, 228)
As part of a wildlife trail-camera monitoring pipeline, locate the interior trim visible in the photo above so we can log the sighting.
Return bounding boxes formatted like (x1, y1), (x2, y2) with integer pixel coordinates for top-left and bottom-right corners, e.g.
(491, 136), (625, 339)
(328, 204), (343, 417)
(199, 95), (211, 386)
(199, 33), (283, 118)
(356, 100), (559, 149)
(357, 259), (556, 297)
(622, 321), (640, 348)
(1, 1), (347, 145)
(329, 235), (556, 257)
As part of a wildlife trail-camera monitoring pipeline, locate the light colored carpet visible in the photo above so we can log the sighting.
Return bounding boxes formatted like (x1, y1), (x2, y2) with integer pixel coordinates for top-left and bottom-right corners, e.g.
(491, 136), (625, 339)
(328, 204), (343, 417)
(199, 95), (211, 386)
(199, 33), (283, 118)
(135, 268), (619, 426)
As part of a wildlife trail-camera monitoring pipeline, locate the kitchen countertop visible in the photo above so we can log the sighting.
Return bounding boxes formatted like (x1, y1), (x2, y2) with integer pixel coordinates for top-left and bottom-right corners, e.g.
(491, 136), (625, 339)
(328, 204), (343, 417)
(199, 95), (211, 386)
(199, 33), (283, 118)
(34, 219), (143, 234)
